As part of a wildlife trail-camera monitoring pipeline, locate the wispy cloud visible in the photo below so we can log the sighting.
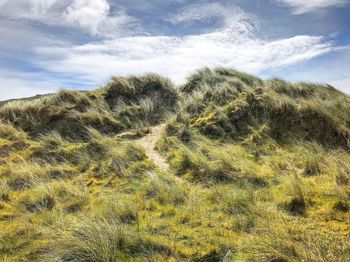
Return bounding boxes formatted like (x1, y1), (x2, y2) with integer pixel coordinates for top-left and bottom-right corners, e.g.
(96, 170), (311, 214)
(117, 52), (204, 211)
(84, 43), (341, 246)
(33, 34), (332, 85)
(276, 44), (350, 94)
(0, 1), (345, 100)
(30, 3), (332, 86)
(168, 2), (258, 39)
(276, 0), (348, 14)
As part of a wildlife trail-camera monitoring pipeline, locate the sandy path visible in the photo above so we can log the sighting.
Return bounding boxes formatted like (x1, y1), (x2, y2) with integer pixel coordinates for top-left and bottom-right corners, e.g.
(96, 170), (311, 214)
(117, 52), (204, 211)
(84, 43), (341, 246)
(137, 124), (169, 171)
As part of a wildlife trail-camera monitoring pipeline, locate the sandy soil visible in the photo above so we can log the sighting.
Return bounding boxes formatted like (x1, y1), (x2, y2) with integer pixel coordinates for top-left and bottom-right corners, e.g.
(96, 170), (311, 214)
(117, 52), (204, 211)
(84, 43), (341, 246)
(137, 123), (169, 171)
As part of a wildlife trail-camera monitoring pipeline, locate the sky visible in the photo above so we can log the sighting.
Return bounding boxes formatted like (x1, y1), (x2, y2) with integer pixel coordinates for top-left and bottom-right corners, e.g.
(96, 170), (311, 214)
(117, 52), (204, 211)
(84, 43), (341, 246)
(0, 0), (349, 100)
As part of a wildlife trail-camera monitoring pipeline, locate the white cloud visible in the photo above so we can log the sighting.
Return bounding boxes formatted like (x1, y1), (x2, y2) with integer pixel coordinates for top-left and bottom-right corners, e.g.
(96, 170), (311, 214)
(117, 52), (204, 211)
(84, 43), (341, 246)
(0, 2), (343, 100)
(33, 31), (332, 85)
(25, 4), (331, 86)
(276, 45), (350, 94)
(97, 11), (141, 38)
(169, 3), (258, 39)
(0, 0), (134, 36)
(0, 0), (8, 7)
(0, 31), (338, 100)
(27, 0), (60, 18)
(0, 0), (63, 21)
(276, 0), (348, 14)
(170, 2), (239, 24)
(63, 0), (110, 34)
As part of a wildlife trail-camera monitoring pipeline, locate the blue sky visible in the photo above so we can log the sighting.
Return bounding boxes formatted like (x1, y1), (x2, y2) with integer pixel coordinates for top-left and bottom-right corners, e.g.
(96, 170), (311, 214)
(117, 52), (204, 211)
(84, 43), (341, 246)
(0, 0), (349, 100)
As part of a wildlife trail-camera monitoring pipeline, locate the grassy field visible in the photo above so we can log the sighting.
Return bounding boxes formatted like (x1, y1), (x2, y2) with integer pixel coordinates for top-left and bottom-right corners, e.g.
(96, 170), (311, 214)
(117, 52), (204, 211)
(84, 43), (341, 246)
(0, 68), (349, 261)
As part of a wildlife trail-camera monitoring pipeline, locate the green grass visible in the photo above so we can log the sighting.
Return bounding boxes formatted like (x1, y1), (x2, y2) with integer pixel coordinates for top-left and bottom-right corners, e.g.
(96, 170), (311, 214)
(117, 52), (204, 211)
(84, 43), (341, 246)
(0, 69), (349, 261)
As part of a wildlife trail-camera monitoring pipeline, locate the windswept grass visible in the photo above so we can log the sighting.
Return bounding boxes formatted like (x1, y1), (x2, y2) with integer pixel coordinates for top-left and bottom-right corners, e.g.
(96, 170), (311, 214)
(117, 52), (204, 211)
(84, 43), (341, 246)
(0, 68), (349, 261)
(0, 74), (177, 140)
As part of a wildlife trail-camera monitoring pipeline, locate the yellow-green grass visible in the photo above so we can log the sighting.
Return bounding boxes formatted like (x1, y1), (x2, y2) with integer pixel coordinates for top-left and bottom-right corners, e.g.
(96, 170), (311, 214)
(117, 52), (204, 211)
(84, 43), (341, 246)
(0, 69), (349, 261)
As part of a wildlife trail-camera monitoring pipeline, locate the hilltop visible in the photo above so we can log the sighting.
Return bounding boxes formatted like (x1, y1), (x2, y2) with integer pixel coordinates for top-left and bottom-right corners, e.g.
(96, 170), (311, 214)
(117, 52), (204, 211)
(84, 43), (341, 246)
(0, 68), (349, 261)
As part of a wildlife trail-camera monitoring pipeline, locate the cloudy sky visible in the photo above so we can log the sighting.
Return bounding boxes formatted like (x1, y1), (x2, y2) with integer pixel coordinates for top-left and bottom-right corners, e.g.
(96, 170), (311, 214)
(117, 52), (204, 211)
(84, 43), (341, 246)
(0, 0), (349, 100)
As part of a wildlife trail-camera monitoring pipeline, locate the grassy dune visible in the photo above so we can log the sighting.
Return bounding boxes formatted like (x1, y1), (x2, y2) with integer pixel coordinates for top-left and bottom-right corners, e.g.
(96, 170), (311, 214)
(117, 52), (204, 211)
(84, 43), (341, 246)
(0, 68), (349, 261)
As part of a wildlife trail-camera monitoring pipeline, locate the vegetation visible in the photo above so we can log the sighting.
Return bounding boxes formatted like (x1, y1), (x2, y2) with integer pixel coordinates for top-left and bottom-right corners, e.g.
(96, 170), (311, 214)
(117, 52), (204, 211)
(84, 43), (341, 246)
(0, 74), (177, 140)
(0, 69), (349, 261)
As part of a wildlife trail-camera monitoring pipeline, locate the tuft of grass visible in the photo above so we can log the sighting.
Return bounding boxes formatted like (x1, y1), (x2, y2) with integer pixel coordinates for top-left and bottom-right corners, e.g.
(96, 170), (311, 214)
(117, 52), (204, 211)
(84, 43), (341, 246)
(104, 74), (178, 127)
(19, 183), (56, 213)
(237, 214), (350, 262)
(144, 173), (188, 205)
(0, 179), (11, 202)
(47, 214), (171, 261)
(282, 176), (306, 216)
(333, 200), (349, 212)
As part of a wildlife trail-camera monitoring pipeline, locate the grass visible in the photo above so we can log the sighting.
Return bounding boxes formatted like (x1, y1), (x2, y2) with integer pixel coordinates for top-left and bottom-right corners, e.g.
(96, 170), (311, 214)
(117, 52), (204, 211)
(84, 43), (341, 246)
(48, 215), (172, 261)
(0, 74), (178, 140)
(0, 69), (349, 261)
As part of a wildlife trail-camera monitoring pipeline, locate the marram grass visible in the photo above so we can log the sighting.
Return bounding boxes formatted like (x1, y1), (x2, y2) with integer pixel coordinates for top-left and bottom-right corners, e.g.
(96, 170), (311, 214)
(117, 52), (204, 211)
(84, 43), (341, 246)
(0, 69), (349, 261)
